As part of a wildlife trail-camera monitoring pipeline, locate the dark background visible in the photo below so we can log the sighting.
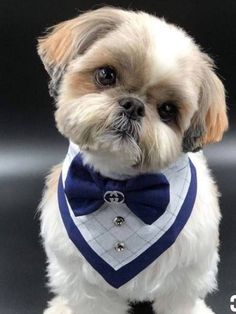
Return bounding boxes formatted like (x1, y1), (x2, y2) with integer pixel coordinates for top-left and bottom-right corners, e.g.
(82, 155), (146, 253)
(0, 1), (235, 314)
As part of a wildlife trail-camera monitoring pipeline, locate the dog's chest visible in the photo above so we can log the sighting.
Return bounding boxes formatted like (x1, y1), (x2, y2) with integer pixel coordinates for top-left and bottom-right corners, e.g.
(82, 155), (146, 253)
(67, 182), (188, 271)
(58, 145), (197, 288)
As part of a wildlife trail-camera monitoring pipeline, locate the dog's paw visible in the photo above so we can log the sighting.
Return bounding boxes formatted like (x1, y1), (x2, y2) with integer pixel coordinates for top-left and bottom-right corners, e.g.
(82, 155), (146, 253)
(43, 296), (73, 314)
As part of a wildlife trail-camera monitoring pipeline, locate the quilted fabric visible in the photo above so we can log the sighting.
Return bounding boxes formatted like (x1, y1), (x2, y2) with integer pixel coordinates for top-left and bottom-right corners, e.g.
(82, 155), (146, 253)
(58, 142), (197, 288)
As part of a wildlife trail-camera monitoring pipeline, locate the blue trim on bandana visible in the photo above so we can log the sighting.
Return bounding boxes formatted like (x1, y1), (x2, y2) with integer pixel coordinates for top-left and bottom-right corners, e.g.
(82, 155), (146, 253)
(58, 159), (197, 288)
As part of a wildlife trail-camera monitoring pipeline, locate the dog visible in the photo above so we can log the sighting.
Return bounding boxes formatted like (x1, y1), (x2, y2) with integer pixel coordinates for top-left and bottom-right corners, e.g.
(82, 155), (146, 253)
(38, 7), (228, 314)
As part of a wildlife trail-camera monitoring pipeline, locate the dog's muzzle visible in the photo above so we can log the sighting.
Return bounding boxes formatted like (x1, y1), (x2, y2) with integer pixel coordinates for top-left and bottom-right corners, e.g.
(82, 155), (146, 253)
(111, 97), (144, 140)
(119, 97), (145, 121)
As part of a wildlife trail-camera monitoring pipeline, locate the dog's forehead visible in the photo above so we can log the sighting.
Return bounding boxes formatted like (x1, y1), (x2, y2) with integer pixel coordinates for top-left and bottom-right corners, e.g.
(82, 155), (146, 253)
(143, 19), (196, 86)
(98, 15), (196, 84)
(71, 13), (197, 91)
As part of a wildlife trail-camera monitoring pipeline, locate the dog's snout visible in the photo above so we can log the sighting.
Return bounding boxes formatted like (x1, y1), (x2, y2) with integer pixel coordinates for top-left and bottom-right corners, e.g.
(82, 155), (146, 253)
(119, 97), (145, 120)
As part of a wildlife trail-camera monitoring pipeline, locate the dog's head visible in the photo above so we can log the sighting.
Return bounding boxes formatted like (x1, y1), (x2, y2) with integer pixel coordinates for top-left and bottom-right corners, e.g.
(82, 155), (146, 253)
(38, 7), (228, 175)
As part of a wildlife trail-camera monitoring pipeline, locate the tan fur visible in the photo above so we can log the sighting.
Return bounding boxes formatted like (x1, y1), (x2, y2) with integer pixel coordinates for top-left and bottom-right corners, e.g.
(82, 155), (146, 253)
(67, 39), (149, 93)
(38, 6), (228, 165)
(66, 72), (98, 98)
(38, 9), (226, 314)
(37, 8), (128, 75)
(147, 82), (196, 134)
(202, 71), (228, 144)
(181, 54), (228, 151)
(38, 19), (76, 71)
(44, 164), (62, 201)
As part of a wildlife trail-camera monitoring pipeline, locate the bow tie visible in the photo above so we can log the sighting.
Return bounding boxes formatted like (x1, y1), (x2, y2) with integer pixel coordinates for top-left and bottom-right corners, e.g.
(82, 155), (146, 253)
(64, 154), (170, 225)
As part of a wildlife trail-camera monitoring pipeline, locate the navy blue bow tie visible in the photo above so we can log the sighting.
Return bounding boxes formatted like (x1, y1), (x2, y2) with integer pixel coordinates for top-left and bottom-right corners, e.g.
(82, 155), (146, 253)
(64, 154), (170, 225)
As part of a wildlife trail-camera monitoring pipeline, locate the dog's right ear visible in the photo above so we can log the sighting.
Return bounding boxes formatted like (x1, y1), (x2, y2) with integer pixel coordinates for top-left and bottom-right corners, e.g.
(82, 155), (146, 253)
(37, 7), (125, 97)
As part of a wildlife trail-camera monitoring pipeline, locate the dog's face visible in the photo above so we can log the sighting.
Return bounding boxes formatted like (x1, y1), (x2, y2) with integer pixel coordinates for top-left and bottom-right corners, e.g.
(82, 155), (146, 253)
(38, 7), (228, 174)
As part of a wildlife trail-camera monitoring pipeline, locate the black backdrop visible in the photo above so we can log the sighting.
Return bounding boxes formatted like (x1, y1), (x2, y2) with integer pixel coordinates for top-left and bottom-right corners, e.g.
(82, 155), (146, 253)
(0, 1), (236, 314)
(1, 0), (236, 140)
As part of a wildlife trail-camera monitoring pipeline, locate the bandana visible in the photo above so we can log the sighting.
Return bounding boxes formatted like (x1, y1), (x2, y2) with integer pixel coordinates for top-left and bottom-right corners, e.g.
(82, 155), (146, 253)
(58, 142), (197, 288)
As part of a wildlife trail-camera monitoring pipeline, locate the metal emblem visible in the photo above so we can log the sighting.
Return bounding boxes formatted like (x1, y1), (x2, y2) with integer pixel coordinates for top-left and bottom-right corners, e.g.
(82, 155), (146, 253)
(104, 191), (125, 204)
(113, 216), (125, 226)
(115, 242), (125, 252)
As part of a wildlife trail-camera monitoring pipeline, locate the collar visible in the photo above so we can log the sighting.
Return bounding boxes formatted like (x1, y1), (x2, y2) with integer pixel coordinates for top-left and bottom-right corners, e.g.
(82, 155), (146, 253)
(58, 142), (197, 288)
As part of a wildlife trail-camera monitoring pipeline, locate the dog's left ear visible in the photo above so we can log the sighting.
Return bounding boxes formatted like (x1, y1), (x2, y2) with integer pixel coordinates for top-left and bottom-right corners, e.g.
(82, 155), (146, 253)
(183, 54), (228, 152)
(37, 7), (126, 97)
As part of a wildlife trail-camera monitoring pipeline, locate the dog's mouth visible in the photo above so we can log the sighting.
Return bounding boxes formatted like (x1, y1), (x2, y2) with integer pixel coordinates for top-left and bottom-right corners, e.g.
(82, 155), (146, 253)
(110, 113), (141, 141)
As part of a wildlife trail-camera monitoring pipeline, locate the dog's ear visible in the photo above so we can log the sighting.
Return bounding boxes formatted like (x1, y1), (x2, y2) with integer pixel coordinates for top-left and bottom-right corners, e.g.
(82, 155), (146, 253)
(37, 7), (125, 97)
(183, 54), (228, 152)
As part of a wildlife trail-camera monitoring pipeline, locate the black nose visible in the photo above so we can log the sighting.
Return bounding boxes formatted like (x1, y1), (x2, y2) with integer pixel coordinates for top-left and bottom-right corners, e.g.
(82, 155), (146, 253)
(119, 97), (145, 120)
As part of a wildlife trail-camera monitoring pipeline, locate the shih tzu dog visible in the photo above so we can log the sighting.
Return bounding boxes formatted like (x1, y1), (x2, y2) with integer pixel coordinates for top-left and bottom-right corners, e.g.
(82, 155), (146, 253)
(38, 7), (228, 314)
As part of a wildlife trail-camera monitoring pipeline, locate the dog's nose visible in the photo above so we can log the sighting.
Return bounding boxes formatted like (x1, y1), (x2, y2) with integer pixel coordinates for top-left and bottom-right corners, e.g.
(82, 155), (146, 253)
(119, 97), (145, 120)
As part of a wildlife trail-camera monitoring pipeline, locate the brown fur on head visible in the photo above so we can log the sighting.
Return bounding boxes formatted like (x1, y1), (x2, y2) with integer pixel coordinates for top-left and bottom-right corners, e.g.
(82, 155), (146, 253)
(182, 54), (228, 152)
(37, 7), (128, 97)
(38, 7), (228, 174)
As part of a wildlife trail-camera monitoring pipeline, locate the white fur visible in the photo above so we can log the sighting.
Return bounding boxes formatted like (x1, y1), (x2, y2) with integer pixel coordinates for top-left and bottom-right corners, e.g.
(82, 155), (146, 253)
(39, 151), (220, 314)
(37, 7), (226, 314)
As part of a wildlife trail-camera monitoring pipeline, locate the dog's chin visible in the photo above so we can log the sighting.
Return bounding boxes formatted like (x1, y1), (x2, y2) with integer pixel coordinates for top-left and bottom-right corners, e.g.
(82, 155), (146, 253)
(79, 115), (141, 158)
(74, 116), (181, 178)
(91, 132), (140, 160)
(78, 126), (143, 179)
(81, 147), (142, 180)
(111, 114), (141, 142)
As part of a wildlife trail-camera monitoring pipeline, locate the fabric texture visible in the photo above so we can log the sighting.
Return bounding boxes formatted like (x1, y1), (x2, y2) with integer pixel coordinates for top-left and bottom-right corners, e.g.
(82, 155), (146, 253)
(64, 153), (170, 225)
(58, 142), (197, 288)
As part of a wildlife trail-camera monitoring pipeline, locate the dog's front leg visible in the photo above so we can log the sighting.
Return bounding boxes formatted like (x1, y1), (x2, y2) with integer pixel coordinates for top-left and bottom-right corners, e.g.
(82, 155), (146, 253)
(43, 296), (73, 314)
(44, 293), (129, 314)
(153, 298), (215, 314)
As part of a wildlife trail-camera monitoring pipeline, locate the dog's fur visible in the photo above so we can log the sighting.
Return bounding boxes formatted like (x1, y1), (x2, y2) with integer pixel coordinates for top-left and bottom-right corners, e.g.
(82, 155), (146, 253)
(38, 7), (228, 314)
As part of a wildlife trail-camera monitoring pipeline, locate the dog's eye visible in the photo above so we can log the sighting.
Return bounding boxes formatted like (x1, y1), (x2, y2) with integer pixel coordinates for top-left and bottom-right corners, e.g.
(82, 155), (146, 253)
(158, 102), (178, 122)
(95, 66), (117, 87)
